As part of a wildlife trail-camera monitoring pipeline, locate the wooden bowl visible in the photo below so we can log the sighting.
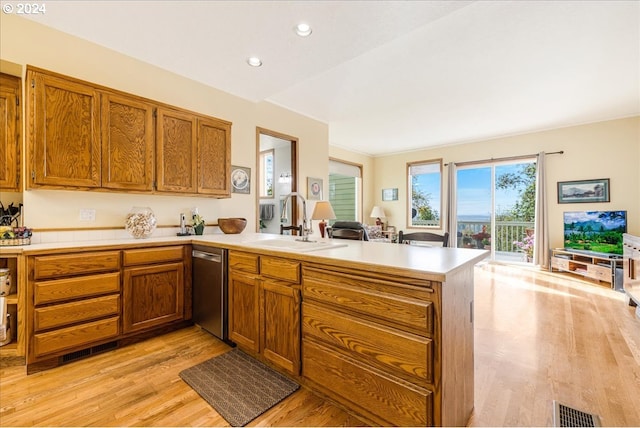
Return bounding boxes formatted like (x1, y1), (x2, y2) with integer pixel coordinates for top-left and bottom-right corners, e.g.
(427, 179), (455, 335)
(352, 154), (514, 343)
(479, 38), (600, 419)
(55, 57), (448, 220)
(217, 217), (247, 234)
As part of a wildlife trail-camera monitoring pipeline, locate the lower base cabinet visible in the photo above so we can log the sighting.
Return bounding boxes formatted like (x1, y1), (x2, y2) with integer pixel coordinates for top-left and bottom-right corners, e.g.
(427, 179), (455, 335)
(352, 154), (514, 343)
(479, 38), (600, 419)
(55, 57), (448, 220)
(228, 251), (301, 376)
(303, 339), (431, 426)
(300, 264), (444, 427)
(26, 245), (191, 372)
(122, 262), (185, 333)
(228, 269), (260, 352)
(261, 281), (300, 375)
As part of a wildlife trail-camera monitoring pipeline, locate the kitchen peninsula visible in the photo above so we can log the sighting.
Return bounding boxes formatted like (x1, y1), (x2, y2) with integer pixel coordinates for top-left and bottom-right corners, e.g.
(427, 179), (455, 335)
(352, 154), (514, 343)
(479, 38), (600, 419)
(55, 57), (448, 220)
(1, 233), (486, 427)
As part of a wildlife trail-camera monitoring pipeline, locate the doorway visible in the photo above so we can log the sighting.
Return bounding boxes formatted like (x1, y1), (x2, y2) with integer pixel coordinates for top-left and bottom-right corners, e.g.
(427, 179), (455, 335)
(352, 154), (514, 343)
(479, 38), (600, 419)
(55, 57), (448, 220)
(455, 159), (536, 263)
(256, 128), (298, 233)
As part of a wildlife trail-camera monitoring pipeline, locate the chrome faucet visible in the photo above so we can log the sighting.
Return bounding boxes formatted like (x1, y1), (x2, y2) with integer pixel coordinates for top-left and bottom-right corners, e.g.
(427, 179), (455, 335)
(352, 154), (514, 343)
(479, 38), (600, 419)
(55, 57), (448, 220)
(281, 192), (313, 241)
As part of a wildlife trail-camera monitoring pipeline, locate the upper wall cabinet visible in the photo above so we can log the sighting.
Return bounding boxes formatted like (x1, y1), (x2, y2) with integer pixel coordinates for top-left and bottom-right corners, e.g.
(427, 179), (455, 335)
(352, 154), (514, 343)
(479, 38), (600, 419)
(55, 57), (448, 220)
(0, 73), (21, 192)
(26, 66), (232, 198)
(197, 116), (231, 196)
(156, 109), (232, 196)
(101, 93), (155, 191)
(156, 107), (197, 193)
(28, 70), (101, 188)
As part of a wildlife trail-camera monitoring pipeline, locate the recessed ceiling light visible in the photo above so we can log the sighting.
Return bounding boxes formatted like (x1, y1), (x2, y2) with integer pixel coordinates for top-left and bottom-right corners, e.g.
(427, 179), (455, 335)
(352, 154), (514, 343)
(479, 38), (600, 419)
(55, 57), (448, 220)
(247, 57), (262, 67)
(295, 23), (312, 37)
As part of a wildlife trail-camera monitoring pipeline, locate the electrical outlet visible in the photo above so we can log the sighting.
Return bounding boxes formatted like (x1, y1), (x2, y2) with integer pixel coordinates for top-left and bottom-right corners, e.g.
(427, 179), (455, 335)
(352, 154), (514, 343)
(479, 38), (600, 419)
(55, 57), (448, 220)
(79, 209), (96, 222)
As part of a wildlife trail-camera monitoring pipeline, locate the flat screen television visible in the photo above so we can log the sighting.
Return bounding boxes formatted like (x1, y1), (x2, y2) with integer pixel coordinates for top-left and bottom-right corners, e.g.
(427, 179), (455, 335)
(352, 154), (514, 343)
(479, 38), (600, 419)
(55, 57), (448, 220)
(563, 210), (627, 255)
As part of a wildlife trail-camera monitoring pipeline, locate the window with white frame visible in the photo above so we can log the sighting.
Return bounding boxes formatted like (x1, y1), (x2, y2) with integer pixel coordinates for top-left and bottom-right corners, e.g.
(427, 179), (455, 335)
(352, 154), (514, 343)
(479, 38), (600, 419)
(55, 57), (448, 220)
(407, 159), (442, 228)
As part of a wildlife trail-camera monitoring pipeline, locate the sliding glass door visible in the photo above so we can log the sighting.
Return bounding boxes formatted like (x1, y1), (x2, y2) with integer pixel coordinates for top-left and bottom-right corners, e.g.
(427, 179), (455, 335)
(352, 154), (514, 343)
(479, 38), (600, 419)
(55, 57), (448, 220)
(456, 159), (536, 262)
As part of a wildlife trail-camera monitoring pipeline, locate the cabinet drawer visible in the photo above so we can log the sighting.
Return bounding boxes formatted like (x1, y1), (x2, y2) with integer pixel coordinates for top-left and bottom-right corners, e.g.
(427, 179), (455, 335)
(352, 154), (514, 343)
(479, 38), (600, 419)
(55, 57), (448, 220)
(303, 339), (431, 426)
(551, 257), (569, 270)
(303, 302), (432, 385)
(33, 251), (120, 279)
(587, 264), (611, 281)
(303, 268), (433, 333)
(229, 251), (259, 274)
(34, 272), (121, 305)
(33, 316), (119, 357)
(261, 256), (300, 284)
(123, 246), (184, 266)
(34, 295), (120, 331)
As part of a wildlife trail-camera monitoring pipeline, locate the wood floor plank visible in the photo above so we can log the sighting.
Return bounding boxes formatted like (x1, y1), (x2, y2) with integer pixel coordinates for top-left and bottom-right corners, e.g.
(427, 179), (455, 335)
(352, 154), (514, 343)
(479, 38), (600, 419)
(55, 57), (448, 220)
(1, 263), (639, 426)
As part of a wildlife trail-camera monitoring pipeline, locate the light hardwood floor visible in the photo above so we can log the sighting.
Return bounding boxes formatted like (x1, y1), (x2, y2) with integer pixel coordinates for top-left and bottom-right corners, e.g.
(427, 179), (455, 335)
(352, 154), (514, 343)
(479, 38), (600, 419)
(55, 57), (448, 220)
(1, 263), (639, 427)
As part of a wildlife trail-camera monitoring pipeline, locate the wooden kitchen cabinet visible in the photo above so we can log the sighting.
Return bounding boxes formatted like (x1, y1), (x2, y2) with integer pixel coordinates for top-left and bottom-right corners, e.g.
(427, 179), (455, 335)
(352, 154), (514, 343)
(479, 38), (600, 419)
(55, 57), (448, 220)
(156, 107), (197, 193)
(26, 66), (232, 197)
(27, 68), (101, 188)
(228, 251), (302, 375)
(197, 116), (231, 197)
(301, 265), (439, 426)
(27, 251), (121, 366)
(24, 244), (192, 373)
(122, 246), (186, 334)
(101, 93), (155, 191)
(156, 109), (232, 197)
(260, 256), (301, 375)
(228, 252), (260, 352)
(0, 73), (21, 191)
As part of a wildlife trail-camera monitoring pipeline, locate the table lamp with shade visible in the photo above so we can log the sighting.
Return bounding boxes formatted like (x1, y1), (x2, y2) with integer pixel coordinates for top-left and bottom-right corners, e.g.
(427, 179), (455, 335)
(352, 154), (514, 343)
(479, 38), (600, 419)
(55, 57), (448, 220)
(311, 201), (336, 238)
(370, 206), (386, 227)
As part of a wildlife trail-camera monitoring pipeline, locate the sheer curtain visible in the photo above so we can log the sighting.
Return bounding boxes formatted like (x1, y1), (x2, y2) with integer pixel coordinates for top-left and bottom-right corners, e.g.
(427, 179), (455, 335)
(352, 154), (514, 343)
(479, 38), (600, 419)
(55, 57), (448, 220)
(533, 151), (549, 268)
(446, 163), (457, 248)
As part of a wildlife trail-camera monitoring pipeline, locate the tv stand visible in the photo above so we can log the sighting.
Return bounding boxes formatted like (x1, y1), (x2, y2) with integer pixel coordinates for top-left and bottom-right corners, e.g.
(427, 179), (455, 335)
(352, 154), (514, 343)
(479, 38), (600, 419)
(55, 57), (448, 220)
(550, 248), (623, 290)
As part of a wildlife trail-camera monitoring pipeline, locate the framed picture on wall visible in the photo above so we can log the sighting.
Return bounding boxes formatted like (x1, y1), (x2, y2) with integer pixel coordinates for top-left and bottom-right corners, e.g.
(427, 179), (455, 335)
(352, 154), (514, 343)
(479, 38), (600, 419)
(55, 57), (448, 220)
(557, 178), (610, 203)
(307, 177), (323, 200)
(382, 188), (398, 201)
(231, 165), (251, 194)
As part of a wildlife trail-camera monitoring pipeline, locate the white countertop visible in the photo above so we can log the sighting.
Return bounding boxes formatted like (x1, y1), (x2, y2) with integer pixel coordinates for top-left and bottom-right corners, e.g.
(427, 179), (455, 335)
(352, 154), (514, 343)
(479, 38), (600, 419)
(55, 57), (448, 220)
(0, 232), (488, 281)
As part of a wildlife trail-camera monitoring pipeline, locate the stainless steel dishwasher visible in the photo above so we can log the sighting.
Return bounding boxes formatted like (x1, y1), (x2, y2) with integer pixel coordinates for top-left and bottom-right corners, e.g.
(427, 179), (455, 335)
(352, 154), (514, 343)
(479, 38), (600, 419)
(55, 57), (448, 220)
(192, 245), (228, 341)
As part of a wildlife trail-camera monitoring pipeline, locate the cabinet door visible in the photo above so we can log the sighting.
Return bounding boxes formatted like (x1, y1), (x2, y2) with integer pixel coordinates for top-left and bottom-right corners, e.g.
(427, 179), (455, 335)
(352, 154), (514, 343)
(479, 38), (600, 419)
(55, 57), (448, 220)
(261, 281), (301, 375)
(197, 116), (231, 197)
(228, 270), (260, 352)
(28, 69), (101, 188)
(101, 93), (155, 191)
(0, 73), (20, 191)
(122, 262), (185, 334)
(156, 107), (197, 193)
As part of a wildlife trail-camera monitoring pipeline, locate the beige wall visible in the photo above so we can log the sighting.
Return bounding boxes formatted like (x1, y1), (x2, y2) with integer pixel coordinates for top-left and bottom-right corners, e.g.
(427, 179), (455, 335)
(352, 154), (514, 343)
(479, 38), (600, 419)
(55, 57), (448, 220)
(366, 116), (639, 246)
(0, 14), (328, 233)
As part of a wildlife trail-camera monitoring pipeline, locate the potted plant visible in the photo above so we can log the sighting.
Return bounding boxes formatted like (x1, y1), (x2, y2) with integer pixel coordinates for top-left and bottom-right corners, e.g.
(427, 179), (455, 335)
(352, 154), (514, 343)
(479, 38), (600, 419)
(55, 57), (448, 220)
(482, 237), (491, 250)
(192, 214), (205, 235)
(472, 225), (491, 249)
(513, 233), (534, 262)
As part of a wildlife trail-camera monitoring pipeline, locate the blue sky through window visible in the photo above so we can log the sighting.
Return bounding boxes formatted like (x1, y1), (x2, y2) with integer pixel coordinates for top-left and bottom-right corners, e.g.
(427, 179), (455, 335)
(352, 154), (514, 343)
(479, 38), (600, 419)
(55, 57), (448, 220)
(455, 163), (533, 219)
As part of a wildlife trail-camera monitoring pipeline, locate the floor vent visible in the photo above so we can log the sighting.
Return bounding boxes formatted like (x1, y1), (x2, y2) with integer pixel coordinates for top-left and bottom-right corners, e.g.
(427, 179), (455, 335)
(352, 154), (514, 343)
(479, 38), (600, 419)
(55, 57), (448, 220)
(93, 341), (118, 354)
(553, 401), (602, 427)
(61, 341), (119, 364)
(62, 348), (90, 363)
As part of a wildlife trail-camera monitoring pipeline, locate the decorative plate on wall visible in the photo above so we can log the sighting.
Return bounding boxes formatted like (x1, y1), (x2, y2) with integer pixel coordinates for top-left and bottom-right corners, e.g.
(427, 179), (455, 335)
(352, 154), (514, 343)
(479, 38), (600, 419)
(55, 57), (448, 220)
(231, 166), (251, 194)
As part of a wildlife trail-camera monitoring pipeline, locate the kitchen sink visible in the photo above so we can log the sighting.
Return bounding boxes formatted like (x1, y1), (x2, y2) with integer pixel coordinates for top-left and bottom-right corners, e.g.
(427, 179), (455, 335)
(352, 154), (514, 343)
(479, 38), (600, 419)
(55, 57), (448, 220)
(244, 238), (348, 252)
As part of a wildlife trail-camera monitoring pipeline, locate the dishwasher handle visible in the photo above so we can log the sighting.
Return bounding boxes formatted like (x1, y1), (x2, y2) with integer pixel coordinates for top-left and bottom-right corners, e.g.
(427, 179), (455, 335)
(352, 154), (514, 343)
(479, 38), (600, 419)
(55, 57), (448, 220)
(192, 250), (222, 263)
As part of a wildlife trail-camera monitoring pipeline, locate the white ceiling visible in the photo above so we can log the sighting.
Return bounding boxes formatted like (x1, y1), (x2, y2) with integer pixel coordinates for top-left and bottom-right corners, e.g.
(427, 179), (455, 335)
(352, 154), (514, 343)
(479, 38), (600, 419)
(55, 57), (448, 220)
(21, 1), (640, 156)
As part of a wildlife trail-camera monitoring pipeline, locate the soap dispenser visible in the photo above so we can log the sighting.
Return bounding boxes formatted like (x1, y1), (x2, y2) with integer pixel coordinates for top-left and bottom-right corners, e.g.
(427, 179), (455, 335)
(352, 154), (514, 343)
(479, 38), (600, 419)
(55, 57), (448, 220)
(177, 213), (189, 236)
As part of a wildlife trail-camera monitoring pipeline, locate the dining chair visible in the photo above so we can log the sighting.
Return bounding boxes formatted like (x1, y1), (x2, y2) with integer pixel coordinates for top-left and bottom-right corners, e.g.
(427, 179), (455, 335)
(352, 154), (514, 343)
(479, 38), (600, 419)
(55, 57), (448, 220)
(397, 231), (449, 247)
(280, 224), (302, 235)
(329, 228), (364, 241)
